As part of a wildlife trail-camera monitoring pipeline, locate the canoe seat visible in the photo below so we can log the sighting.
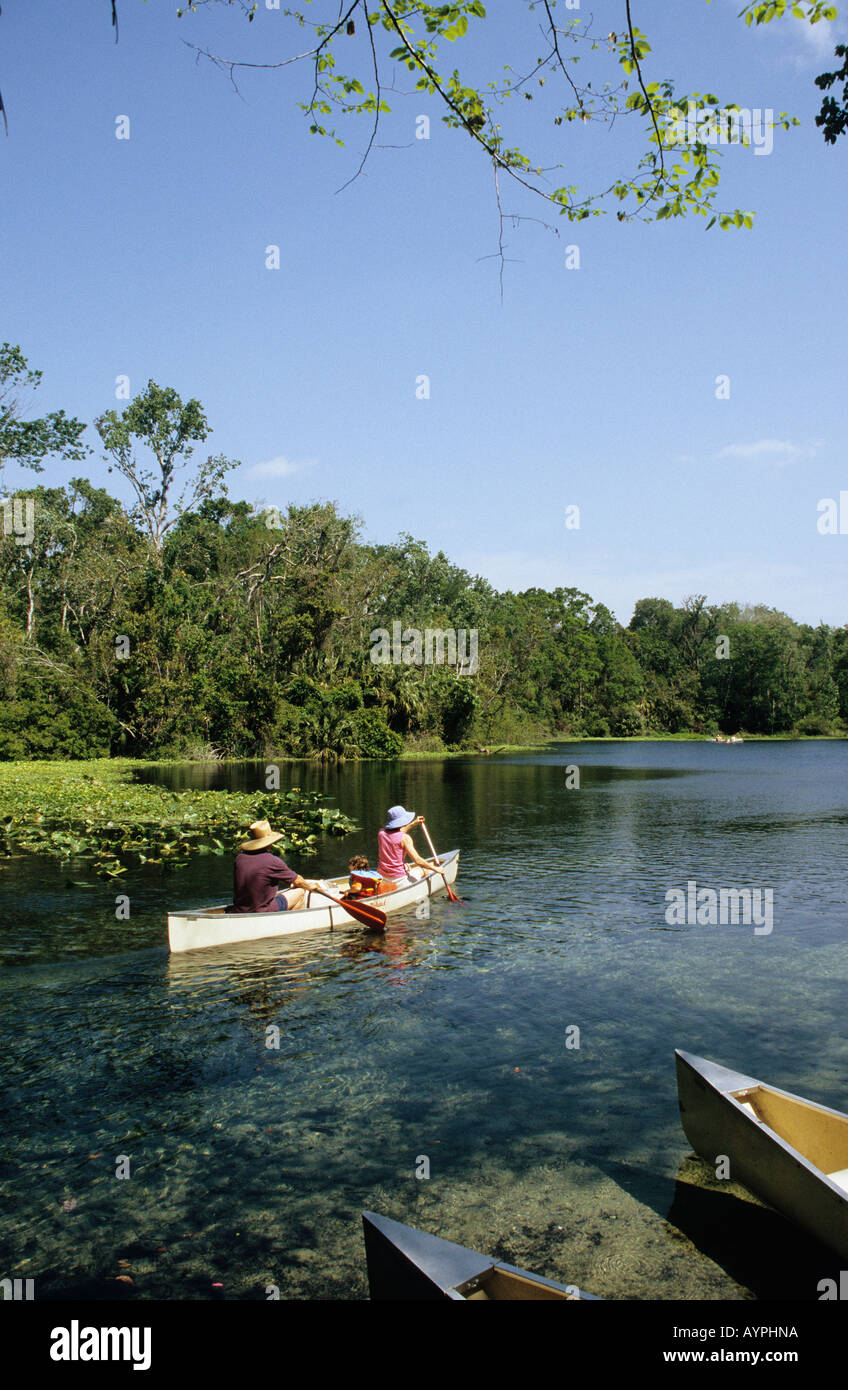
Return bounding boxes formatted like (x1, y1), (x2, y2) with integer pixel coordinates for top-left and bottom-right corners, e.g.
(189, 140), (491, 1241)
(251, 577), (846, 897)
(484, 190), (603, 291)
(827, 1168), (848, 1193)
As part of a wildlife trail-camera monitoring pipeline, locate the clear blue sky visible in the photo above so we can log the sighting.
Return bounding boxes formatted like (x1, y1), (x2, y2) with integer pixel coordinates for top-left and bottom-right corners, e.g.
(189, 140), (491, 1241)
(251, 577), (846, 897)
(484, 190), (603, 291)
(2, 0), (846, 625)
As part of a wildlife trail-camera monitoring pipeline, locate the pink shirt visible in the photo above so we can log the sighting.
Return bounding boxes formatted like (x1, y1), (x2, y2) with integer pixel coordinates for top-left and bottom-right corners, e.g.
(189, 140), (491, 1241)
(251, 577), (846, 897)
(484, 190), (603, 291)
(378, 827), (407, 880)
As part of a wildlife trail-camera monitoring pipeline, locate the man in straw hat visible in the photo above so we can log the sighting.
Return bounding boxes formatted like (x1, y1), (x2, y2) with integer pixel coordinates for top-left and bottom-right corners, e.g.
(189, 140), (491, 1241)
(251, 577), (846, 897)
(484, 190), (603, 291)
(233, 819), (320, 914)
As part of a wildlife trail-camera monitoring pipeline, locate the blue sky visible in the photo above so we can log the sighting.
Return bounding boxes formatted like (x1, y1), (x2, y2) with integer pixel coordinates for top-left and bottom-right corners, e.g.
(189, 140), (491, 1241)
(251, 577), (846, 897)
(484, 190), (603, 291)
(2, 0), (847, 625)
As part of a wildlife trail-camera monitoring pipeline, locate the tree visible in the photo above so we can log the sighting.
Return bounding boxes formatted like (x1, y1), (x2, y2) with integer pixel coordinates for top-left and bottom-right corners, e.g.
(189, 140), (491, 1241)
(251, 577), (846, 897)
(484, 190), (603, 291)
(831, 628), (848, 722)
(0, 486), (76, 640)
(0, 343), (89, 475)
(95, 380), (238, 556)
(701, 607), (808, 733)
(173, 0), (835, 234)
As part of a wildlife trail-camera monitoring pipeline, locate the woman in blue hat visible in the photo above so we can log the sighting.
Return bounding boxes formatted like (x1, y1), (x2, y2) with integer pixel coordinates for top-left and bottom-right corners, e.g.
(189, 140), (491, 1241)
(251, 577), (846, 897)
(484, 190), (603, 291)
(377, 805), (438, 886)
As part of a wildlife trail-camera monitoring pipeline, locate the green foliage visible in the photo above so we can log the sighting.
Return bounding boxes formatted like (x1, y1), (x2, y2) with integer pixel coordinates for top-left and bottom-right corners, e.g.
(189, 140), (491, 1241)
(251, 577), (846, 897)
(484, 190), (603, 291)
(0, 760), (355, 877)
(348, 708), (403, 759)
(796, 713), (839, 735)
(0, 342), (89, 473)
(170, 0), (832, 231)
(95, 380), (238, 553)
(0, 668), (117, 761)
(610, 703), (645, 738)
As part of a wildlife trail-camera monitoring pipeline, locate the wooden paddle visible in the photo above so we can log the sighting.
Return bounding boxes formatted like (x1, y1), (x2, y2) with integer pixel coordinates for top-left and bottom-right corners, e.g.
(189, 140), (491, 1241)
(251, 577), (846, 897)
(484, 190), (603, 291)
(310, 883), (387, 931)
(419, 822), (463, 903)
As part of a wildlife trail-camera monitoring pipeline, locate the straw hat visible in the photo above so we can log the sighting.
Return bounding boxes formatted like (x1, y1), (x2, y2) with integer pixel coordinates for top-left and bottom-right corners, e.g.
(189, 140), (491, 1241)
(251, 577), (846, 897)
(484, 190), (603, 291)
(239, 818), (284, 852)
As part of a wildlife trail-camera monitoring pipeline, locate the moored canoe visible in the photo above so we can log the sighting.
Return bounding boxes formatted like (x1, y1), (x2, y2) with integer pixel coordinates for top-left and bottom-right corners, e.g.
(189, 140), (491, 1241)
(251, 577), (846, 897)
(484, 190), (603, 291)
(675, 1049), (848, 1258)
(167, 850), (459, 954)
(361, 1210), (599, 1300)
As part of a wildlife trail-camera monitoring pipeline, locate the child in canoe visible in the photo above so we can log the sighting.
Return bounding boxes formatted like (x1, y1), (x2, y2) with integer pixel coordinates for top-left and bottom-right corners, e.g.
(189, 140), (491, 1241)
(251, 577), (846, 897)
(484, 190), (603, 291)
(344, 855), (386, 899)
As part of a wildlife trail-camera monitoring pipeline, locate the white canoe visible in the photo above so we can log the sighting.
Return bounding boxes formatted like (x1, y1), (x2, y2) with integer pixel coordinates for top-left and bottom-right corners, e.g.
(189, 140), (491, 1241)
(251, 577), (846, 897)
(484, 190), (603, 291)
(675, 1049), (848, 1258)
(167, 850), (460, 954)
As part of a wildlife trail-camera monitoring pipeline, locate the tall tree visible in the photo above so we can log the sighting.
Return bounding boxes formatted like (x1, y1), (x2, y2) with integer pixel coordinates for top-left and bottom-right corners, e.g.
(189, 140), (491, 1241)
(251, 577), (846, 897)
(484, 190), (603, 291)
(95, 380), (238, 557)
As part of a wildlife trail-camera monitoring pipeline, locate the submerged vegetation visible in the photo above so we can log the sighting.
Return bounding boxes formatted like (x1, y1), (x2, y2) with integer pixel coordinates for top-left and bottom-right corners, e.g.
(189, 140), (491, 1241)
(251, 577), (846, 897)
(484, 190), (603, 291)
(0, 760), (354, 877)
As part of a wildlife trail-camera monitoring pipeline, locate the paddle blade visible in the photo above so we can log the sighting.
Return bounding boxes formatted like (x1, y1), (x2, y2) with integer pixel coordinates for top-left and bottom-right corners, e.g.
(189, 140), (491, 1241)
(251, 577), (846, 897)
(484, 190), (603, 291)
(312, 887), (386, 930)
(339, 896), (387, 930)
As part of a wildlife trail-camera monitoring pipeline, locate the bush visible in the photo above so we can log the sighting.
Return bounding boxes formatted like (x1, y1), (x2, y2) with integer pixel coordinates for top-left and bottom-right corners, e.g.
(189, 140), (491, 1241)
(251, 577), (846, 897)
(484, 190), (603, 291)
(349, 709), (403, 759)
(326, 682), (364, 712)
(796, 714), (840, 736)
(472, 703), (548, 748)
(610, 704), (645, 737)
(269, 701), (308, 755)
(402, 732), (446, 753)
(0, 672), (116, 760)
(438, 679), (479, 745)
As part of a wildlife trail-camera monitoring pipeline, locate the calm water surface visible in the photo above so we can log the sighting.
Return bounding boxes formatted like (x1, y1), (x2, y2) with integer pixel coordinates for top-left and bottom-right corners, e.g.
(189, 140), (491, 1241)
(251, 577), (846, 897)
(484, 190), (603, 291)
(1, 741), (847, 1300)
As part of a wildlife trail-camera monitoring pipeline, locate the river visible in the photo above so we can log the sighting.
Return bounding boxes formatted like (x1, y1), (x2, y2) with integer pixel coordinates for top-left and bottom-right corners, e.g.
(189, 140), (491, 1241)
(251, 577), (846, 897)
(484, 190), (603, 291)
(1, 740), (846, 1299)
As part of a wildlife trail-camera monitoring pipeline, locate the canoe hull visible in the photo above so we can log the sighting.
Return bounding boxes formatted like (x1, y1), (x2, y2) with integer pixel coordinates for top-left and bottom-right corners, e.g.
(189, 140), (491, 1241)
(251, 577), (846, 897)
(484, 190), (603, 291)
(362, 1211), (598, 1300)
(167, 850), (459, 953)
(675, 1049), (848, 1259)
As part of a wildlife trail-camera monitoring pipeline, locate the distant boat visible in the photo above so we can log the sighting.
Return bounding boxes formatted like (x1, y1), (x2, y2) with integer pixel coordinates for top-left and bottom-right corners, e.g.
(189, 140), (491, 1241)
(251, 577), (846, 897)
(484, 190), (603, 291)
(675, 1050), (848, 1258)
(168, 851), (459, 954)
(361, 1211), (599, 1300)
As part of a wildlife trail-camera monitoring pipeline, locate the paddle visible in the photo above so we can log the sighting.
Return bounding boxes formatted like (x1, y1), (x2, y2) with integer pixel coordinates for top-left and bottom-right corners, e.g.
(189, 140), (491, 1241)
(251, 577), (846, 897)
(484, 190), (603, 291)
(419, 821), (463, 904)
(309, 883), (387, 931)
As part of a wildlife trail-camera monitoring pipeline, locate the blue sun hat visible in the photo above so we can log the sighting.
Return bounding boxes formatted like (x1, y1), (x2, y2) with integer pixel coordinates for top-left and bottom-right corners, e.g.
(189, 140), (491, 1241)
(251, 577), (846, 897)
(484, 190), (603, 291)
(385, 805), (416, 831)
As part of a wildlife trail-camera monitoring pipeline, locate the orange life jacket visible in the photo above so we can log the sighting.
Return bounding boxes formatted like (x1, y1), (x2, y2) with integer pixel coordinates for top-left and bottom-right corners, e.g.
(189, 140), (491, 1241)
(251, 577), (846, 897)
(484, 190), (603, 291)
(349, 869), (383, 896)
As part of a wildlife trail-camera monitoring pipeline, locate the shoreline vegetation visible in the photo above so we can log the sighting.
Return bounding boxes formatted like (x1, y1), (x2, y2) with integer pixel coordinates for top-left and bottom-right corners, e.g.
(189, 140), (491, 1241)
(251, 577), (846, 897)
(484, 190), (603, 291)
(396, 731), (847, 756)
(2, 485), (845, 764)
(2, 363), (847, 764)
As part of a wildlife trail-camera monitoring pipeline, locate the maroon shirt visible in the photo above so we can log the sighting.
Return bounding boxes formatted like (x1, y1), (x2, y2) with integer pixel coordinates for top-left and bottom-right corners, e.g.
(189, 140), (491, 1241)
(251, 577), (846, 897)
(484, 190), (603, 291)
(233, 850), (298, 913)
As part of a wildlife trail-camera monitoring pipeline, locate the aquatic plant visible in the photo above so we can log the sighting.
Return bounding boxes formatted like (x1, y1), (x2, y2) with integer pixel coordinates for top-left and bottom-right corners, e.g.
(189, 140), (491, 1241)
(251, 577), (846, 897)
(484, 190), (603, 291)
(0, 760), (355, 877)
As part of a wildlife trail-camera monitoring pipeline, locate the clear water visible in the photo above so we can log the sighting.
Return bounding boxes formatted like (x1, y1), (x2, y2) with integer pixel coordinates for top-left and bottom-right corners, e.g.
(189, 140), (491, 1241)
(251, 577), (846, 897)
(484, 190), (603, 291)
(1, 742), (847, 1300)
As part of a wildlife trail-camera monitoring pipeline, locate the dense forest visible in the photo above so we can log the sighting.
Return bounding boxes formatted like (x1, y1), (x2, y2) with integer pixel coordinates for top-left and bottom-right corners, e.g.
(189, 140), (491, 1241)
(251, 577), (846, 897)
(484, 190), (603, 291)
(1, 355), (846, 760)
